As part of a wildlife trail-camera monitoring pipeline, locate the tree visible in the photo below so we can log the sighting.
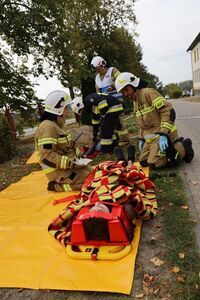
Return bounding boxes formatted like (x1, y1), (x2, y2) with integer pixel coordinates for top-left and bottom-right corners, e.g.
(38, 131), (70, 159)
(165, 83), (182, 99)
(0, 113), (16, 162)
(178, 80), (193, 91)
(0, 0), (163, 129)
(0, 48), (35, 139)
(0, 0), (138, 88)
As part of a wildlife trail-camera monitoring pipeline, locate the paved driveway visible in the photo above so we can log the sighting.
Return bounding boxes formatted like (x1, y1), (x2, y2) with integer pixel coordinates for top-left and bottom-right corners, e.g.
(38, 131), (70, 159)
(170, 99), (200, 247)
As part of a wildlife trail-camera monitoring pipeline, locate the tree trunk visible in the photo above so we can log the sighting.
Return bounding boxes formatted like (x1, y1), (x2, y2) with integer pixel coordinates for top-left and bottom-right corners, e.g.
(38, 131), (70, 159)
(4, 105), (17, 141)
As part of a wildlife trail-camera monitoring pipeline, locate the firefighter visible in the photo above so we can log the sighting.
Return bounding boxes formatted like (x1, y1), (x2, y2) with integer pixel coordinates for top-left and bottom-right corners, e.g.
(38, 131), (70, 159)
(91, 56), (121, 94)
(71, 93), (126, 154)
(115, 72), (194, 168)
(91, 56), (129, 146)
(34, 90), (93, 192)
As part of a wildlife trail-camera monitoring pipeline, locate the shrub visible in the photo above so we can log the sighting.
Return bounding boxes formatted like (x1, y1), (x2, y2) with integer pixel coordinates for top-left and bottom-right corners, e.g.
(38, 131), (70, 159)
(0, 114), (17, 163)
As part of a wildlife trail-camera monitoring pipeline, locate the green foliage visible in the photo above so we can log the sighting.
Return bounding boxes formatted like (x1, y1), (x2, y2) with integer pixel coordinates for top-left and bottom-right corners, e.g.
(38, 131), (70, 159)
(0, 0), (163, 134)
(179, 80), (193, 91)
(165, 83), (183, 99)
(0, 114), (16, 162)
(144, 73), (164, 94)
(123, 98), (133, 115)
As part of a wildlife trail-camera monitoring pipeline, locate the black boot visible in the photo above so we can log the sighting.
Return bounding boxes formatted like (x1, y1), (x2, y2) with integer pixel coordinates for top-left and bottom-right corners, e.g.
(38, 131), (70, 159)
(127, 144), (135, 164)
(114, 146), (126, 162)
(182, 138), (194, 163)
(48, 181), (57, 191)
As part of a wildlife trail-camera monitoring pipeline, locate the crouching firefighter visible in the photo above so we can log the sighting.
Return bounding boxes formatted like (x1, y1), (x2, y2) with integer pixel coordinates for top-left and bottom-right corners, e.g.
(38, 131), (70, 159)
(34, 90), (93, 192)
(115, 72), (194, 168)
(71, 93), (129, 154)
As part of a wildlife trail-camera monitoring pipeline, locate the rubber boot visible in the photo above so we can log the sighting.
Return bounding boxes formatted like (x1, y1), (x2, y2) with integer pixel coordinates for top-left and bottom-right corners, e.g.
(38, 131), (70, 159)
(127, 144), (136, 164)
(182, 138), (194, 163)
(114, 146), (126, 162)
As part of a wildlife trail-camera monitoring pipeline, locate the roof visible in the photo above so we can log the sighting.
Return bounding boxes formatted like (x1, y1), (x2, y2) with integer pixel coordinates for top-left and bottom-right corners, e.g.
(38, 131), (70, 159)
(187, 32), (200, 51)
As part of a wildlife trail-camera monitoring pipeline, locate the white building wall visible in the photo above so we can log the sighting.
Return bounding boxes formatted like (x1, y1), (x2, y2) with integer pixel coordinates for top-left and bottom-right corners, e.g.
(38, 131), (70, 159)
(191, 41), (200, 94)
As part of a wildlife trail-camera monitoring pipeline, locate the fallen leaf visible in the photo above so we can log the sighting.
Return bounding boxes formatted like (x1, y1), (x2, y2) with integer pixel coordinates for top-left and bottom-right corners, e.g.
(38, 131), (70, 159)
(176, 276), (185, 283)
(181, 205), (189, 210)
(153, 287), (160, 295)
(135, 293), (144, 298)
(143, 286), (150, 295)
(143, 274), (153, 287)
(189, 180), (198, 185)
(169, 266), (180, 273)
(154, 224), (162, 228)
(150, 257), (165, 266)
(191, 218), (197, 223)
(149, 288), (154, 294)
(179, 253), (185, 259)
(150, 236), (157, 244)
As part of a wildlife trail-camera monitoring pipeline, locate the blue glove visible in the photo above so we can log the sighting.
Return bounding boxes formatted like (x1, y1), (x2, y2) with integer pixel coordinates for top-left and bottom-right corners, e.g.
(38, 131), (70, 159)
(95, 141), (101, 151)
(159, 135), (168, 151)
(138, 140), (145, 152)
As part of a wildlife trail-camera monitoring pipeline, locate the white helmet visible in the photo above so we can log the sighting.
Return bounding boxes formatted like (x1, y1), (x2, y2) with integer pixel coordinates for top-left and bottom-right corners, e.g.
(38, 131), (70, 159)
(91, 56), (106, 69)
(71, 96), (84, 115)
(44, 90), (72, 115)
(115, 72), (140, 93)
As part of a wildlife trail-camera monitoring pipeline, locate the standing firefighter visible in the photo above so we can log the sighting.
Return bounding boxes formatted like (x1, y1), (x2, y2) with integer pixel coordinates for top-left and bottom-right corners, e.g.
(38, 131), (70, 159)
(35, 90), (93, 192)
(91, 56), (120, 94)
(71, 93), (126, 154)
(91, 56), (129, 146)
(115, 72), (194, 168)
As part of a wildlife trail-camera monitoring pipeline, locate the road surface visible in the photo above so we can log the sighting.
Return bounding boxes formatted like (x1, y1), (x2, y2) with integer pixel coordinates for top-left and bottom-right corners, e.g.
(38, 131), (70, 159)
(170, 99), (200, 247)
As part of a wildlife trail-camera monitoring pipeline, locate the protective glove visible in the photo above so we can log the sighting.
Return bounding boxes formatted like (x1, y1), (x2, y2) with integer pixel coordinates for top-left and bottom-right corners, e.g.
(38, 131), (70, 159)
(159, 135), (168, 151)
(138, 140), (145, 152)
(95, 141), (101, 151)
(84, 141), (99, 157)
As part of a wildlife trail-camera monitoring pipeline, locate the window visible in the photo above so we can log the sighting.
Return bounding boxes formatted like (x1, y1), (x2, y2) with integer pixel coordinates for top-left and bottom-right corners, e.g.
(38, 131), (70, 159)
(194, 49), (197, 63)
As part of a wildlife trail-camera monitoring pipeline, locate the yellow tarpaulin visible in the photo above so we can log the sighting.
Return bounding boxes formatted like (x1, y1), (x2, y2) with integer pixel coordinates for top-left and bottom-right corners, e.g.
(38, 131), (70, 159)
(26, 151), (38, 164)
(0, 167), (147, 294)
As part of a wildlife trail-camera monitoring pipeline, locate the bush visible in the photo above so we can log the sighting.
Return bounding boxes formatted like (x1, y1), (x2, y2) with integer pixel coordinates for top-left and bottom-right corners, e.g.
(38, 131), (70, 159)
(0, 114), (17, 163)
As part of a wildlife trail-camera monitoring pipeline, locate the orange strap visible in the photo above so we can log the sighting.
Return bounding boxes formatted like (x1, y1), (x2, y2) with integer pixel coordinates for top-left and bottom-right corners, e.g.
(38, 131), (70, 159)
(53, 193), (81, 205)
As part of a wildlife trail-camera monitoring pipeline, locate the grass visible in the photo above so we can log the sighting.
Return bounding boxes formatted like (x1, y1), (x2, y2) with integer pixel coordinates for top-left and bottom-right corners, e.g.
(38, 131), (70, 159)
(151, 168), (200, 299)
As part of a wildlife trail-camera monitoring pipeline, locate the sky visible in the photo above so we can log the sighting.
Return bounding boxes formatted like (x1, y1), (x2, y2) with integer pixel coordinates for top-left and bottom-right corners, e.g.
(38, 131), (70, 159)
(134, 0), (200, 85)
(35, 0), (200, 98)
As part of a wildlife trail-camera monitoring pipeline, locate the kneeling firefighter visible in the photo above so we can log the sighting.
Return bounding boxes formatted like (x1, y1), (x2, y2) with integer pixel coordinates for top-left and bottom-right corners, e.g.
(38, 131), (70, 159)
(71, 93), (129, 154)
(115, 72), (194, 168)
(34, 90), (93, 192)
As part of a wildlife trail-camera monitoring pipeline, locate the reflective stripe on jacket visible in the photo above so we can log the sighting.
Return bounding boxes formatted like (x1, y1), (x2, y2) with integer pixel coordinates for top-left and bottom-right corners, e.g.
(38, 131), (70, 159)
(35, 119), (81, 173)
(133, 88), (177, 140)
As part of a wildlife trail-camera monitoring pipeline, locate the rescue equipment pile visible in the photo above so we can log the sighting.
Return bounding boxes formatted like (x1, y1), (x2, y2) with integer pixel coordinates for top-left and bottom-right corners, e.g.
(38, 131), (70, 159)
(48, 161), (158, 247)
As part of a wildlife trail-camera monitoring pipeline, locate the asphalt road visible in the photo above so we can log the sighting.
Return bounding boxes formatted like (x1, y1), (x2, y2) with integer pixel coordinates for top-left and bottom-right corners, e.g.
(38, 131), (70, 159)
(170, 99), (200, 248)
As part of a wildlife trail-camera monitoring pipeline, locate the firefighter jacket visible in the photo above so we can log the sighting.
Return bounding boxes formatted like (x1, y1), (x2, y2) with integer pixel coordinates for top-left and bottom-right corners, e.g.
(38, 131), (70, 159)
(133, 88), (178, 142)
(35, 116), (82, 178)
(85, 93), (124, 142)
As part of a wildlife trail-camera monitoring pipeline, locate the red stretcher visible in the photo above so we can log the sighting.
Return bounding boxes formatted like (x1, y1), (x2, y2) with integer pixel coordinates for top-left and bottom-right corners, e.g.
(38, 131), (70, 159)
(66, 204), (135, 260)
